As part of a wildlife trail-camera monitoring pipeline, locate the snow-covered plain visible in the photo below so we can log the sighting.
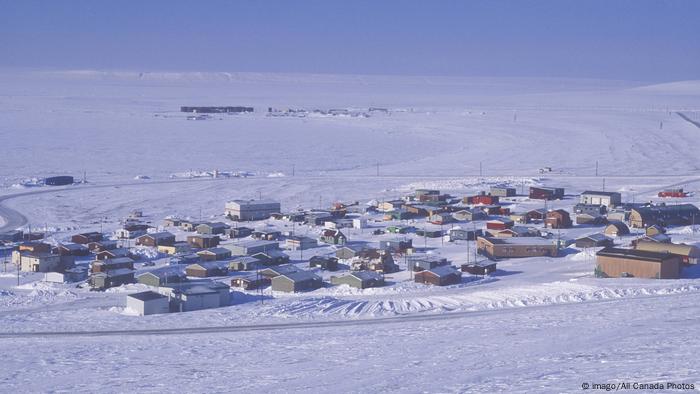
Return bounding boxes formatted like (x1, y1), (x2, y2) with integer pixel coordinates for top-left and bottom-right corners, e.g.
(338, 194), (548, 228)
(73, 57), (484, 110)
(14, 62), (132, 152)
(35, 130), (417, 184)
(1, 70), (700, 392)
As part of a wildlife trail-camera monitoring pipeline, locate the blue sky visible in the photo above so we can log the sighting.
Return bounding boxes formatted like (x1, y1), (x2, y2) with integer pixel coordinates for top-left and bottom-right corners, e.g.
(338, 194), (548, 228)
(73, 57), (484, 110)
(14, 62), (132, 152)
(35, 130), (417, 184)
(1, 0), (699, 81)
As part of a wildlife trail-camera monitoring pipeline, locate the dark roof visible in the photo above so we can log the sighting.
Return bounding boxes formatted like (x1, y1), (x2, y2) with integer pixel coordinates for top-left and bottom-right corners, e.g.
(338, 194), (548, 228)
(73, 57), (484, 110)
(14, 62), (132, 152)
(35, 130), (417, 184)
(581, 191), (620, 196)
(423, 265), (461, 277)
(128, 291), (167, 301)
(596, 247), (674, 263)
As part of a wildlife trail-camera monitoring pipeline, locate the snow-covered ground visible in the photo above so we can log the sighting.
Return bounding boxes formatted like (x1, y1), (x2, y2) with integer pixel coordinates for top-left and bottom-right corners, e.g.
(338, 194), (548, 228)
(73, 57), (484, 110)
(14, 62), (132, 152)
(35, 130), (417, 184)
(1, 71), (700, 392)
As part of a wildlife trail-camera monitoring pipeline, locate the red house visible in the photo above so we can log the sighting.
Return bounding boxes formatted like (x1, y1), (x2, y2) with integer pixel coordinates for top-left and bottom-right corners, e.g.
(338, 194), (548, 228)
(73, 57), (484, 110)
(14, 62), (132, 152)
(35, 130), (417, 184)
(529, 187), (565, 200)
(464, 192), (500, 205)
(545, 209), (573, 229)
(658, 188), (688, 198)
(486, 218), (514, 230)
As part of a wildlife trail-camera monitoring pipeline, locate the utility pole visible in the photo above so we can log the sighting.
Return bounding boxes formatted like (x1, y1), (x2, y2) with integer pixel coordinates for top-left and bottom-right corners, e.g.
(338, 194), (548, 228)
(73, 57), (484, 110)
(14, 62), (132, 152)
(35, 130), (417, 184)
(292, 164), (295, 177)
(376, 162), (380, 177)
(479, 162), (483, 177)
(602, 178), (606, 191)
(595, 160), (598, 177)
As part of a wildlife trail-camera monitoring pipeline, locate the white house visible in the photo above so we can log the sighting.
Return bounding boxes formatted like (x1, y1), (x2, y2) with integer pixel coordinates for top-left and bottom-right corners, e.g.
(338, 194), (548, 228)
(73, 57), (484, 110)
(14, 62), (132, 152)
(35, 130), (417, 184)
(126, 291), (170, 316)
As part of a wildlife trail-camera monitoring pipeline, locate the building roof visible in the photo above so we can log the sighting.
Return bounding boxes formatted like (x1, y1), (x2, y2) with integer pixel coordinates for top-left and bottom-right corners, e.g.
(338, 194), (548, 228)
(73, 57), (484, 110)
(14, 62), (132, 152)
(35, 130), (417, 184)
(199, 247), (231, 255)
(277, 271), (321, 282)
(128, 291), (167, 302)
(581, 191), (621, 197)
(349, 271), (383, 281)
(261, 264), (299, 275)
(423, 265), (460, 277)
(596, 247), (675, 263)
(577, 233), (611, 243)
(142, 232), (175, 240)
(635, 241), (700, 257)
(92, 268), (135, 277)
(479, 236), (558, 246)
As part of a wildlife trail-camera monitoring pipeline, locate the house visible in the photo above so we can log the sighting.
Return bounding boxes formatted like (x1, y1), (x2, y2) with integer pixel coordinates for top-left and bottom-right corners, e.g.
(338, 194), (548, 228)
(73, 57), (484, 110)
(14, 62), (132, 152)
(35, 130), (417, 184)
(633, 233), (672, 245)
(452, 209), (487, 222)
(137, 269), (187, 287)
(595, 247), (682, 279)
(629, 204), (700, 228)
(414, 189), (441, 202)
(478, 205), (508, 216)
(309, 255), (339, 271)
(336, 244), (367, 260)
(157, 281), (231, 312)
(228, 256), (262, 271)
(319, 229), (347, 245)
(44, 266), (88, 283)
(179, 220), (202, 232)
(415, 229), (443, 238)
(251, 230), (282, 241)
(645, 225), (666, 236)
(231, 276), (270, 290)
(55, 243), (89, 256)
(196, 247), (233, 262)
(351, 249), (398, 273)
(330, 271), (385, 289)
(12, 251), (62, 272)
(407, 254), (449, 271)
(187, 234), (220, 249)
(115, 224), (150, 239)
(89, 268), (135, 290)
(545, 210), (572, 229)
(136, 232), (176, 247)
(490, 186), (516, 197)
(87, 240), (118, 252)
(19, 242), (52, 253)
(383, 209), (413, 221)
(634, 241), (700, 265)
(271, 271), (323, 293)
(71, 232), (103, 244)
(285, 236), (318, 250)
(487, 226), (538, 238)
(96, 248), (134, 261)
(579, 191), (622, 208)
(429, 212), (454, 225)
(509, 213), (529, 224)
(305, 211), (334, 225)
(576, 213), (608, 226)
(414, 265), (462, 286)
(464, 192), (499, 205)
(377, 200), (404, 212)
(574, 204), (607, 216)
(604, 221), (630, 237)
(379, 238), (413, 253)
(225, 199), (281, 221)
(529, 187), (564, 200)
(126, 291), (170, 316)
(461, 261), (497, 275)
(251, 250), (290, 266)
(607, 208), (630, 223)
(228, 226), (253, 238)
(486, 218), (514, 231)
(157, 242), (192, 255)
(185, 261), (229, 278)
(260, 264), (299, 279)
(448, 228), (483, 241)
(526, 209), (547, 221)
(162, 217), (183, 227)
(477, 237), (560, 259)
(575, 234), (614, 248)
(223, 240), (280, 256)
(324, 219), (354, 230)
(195, 222), (229, 235)
(91, 257), (135, 273)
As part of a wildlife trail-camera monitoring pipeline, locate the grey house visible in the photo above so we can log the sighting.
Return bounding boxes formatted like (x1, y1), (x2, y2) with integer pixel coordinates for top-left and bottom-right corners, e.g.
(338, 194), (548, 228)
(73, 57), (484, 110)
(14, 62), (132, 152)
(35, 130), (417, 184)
(490, 186), (516, 197)
(579, 191), (622, 208)
(196, 222), (230, 235)
(575, 233), (614, 248)
(259, 264), (299, 279)
(448, 228), (483, 241)
(89, 268), (135, 290)
(137, 269), (187, 287)
(271, 271), (323, 293)
(126, 291), (170, 316)
(330, 271), (385, 289)
(225, 199), (280, 221)
(407, 254), (450, 271)
(223, 240), (280, 256)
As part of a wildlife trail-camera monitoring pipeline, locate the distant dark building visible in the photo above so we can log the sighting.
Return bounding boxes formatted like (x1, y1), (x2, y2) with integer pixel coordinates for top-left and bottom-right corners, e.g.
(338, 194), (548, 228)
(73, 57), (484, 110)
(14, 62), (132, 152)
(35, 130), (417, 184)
(45, 176), (74, 186)
(529, 187), (564, 200)
(180, 106), (253, 113)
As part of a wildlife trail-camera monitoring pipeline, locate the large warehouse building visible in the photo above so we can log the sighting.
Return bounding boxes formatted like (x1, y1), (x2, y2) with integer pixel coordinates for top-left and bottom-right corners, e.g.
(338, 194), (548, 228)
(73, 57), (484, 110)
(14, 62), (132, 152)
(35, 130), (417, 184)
(595, 247), (682, 279)
(225, 199), (280, 221)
